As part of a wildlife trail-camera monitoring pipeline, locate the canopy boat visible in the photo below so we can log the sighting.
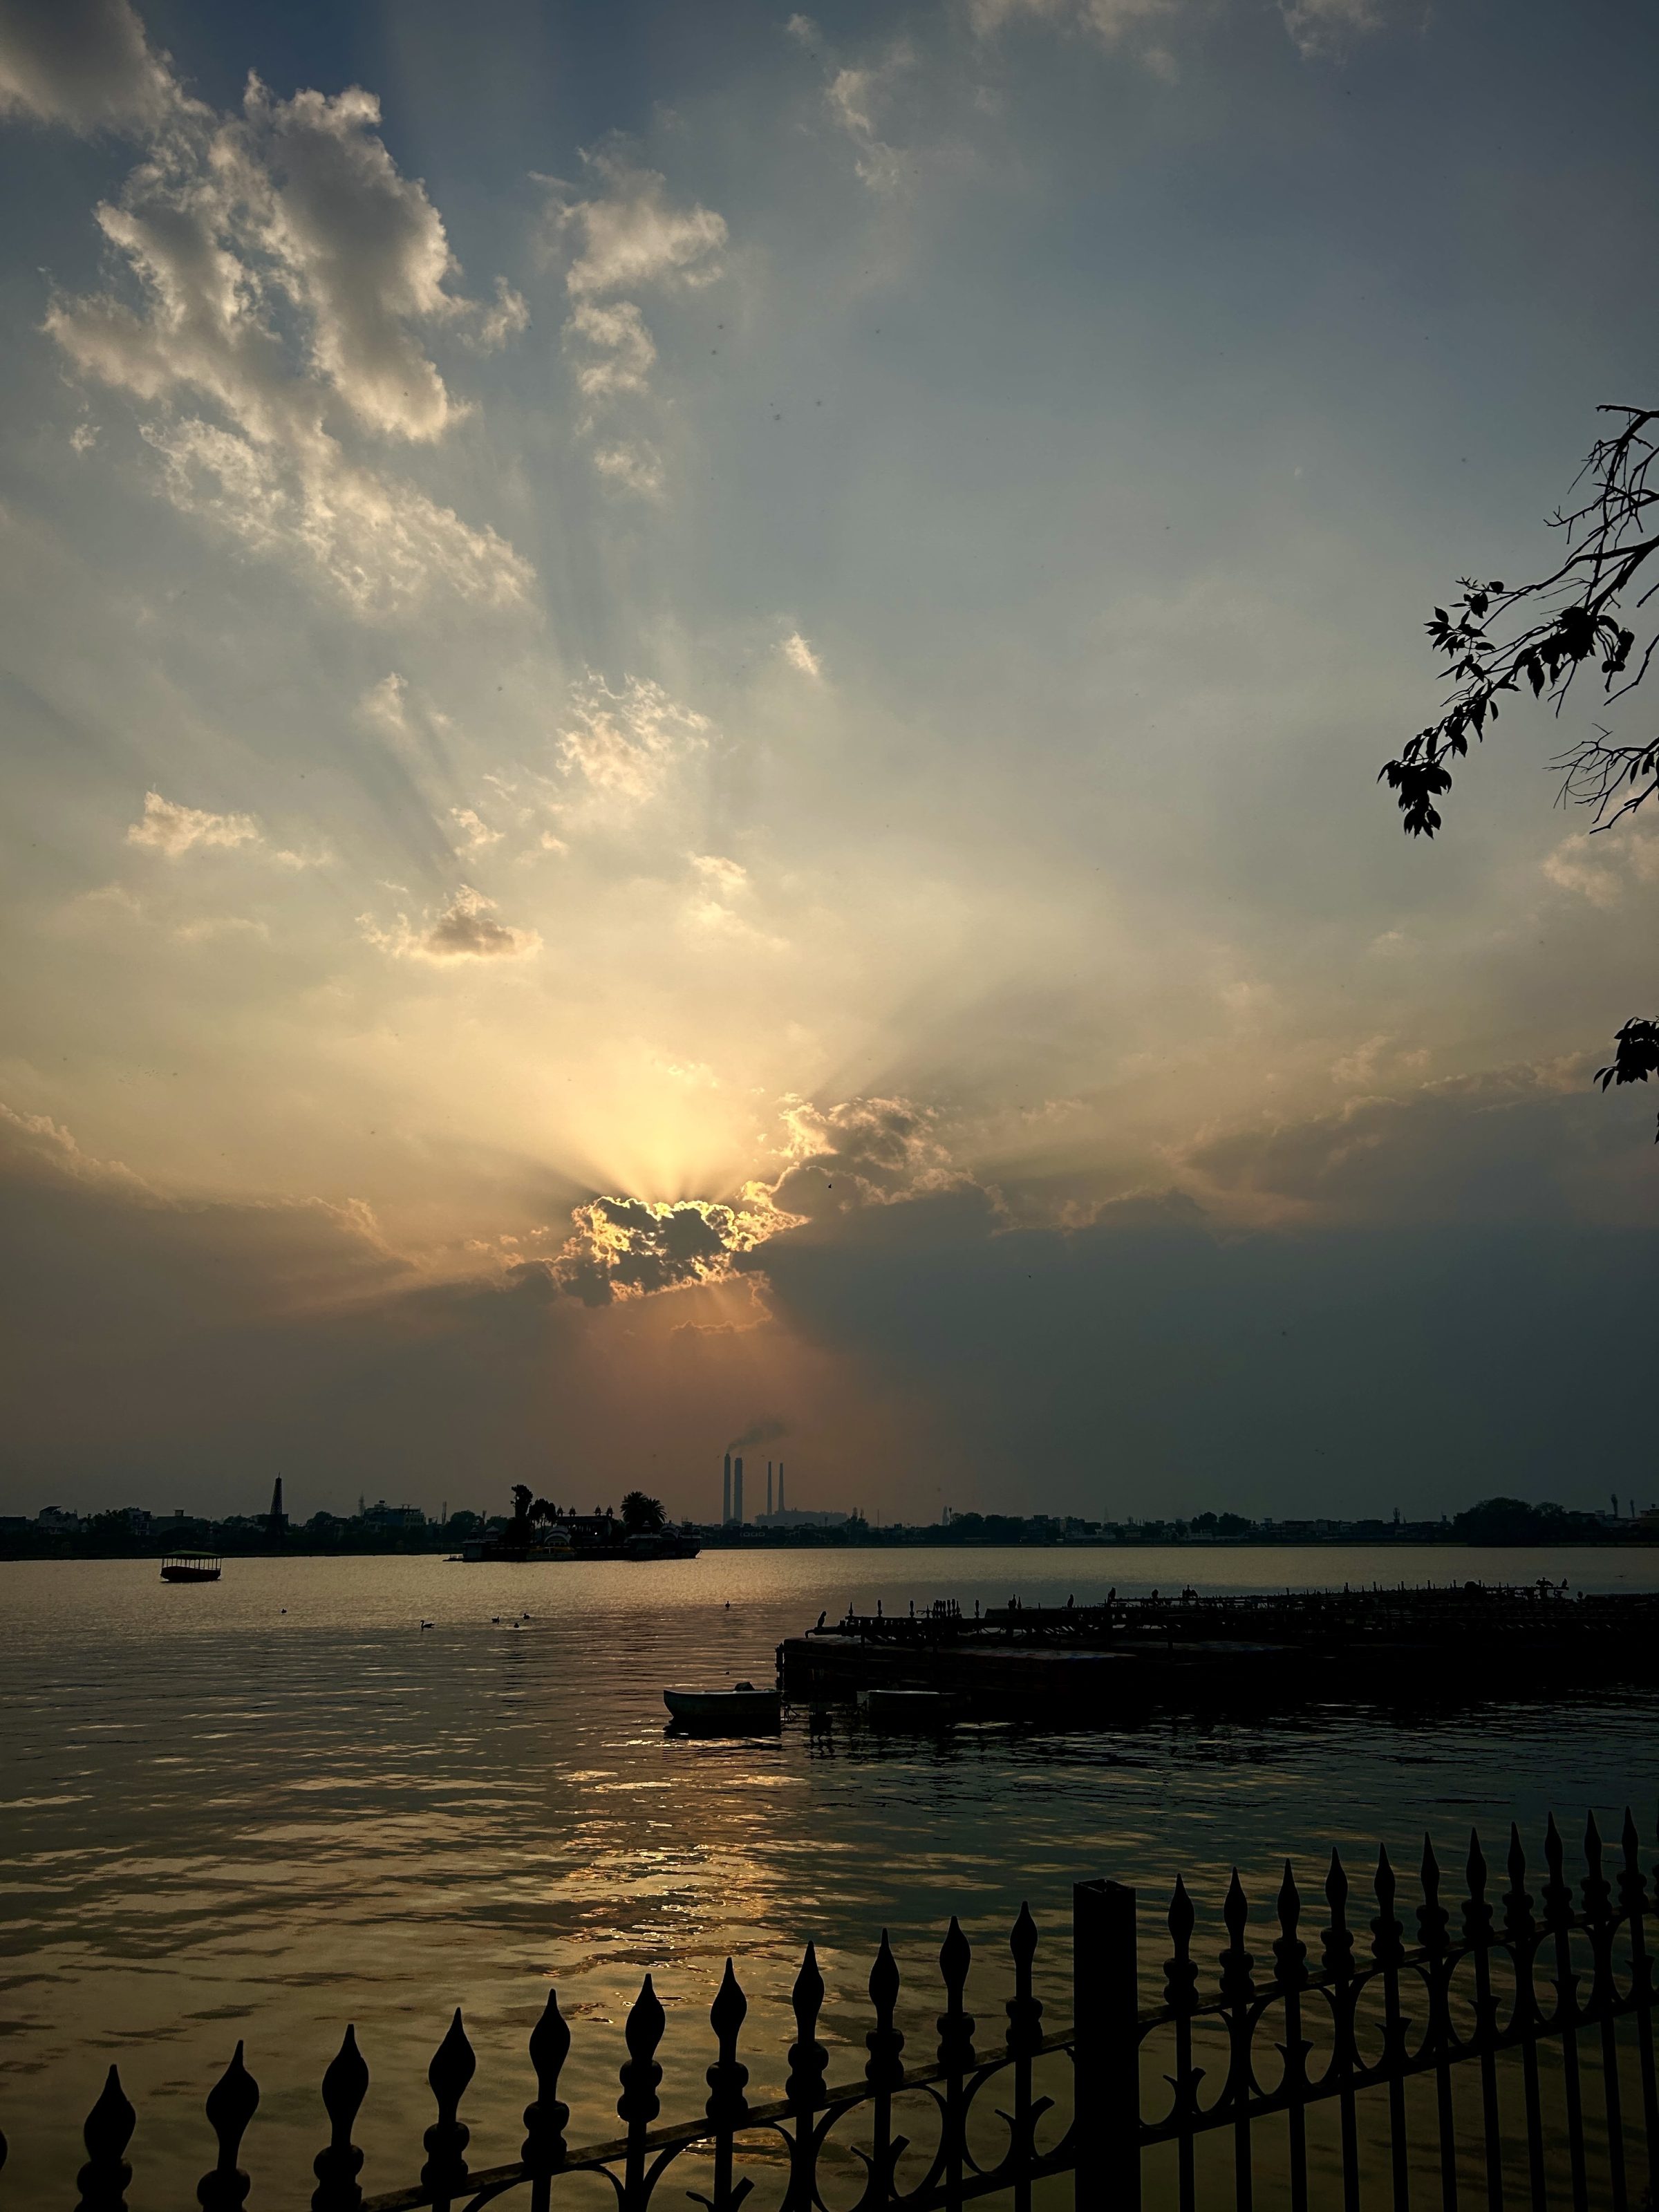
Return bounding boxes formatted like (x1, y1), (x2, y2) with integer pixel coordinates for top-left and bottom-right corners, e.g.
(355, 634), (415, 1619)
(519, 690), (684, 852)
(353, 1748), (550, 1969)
(663, 1680), (781, 1733)
(160, 1554), (223, 1583)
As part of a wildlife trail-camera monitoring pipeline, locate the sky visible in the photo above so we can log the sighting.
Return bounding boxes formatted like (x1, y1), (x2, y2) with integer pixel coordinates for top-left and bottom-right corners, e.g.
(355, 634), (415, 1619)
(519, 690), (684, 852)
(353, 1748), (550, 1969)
(1, 0), (1656, 1526)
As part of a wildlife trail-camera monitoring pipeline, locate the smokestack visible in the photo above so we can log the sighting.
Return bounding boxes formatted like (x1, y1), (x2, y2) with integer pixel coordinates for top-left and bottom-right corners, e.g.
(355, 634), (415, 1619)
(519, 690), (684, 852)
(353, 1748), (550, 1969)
(778, 1462), (785, 1513)
(733, 1456), (744, 1526)
(723, 1453), (731, 1526)
(266, 1475), (285, 1542)
(767, 1462), (773, 1517)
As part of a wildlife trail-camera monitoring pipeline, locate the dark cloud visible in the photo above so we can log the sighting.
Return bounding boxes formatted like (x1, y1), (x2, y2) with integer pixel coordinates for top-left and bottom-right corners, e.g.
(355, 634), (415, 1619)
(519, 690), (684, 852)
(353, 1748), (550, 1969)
(550, 1197), (754, 1306)
(4, 1070), (1656, 1524)
(767, 1095), (971, 1224)
(1183, 1064), (1659, 1227)
(0, 0), (177, 133)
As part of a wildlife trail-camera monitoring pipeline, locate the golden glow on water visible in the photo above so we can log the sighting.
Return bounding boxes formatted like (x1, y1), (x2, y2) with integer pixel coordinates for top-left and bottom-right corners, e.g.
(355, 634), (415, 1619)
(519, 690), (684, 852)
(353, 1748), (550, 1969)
(3, 1548), (1658, 2206)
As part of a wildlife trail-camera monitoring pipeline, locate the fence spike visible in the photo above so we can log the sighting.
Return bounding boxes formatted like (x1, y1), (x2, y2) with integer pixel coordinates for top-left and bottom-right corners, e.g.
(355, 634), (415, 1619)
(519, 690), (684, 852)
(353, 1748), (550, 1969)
(1274, 1860), (1307, 1987)
(865, 1931), (906, 2089)
(1418, 1835), (1449, 1953)
(1371, 1844), (1405, 1972)
(1582, 1811), (1612, 1920)
(1542, 1813), (1573, 1929)
(420, 2009), (474, 2203)
(197, 2041), (260, 2211)
(312, 2026), (368, 2212)
(1219, 1868), (1255, 2007)
(787, 1943), (829, 2110)
(1006, 1902), (1044, 2055)
(1620, 1807), (1648, 1913)
(937, 1916), (977, 2072)
(1463, 1830), (1493, 1944)
(617, 1976), (666, 2131)
(1165, 1875), (1200, 2014)
(522, 1991), (571, 2175)
(1504, 1823), (1536, 1948)
(711, 1958), (749, 2045)
(77, 2064), (135, 2212)
(706, 1960), (751, 2130)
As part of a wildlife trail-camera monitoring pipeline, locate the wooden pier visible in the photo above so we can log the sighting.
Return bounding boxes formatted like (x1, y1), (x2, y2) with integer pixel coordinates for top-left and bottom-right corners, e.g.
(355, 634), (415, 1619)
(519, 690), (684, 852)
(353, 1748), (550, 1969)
(778, 1582), (1659, 1716)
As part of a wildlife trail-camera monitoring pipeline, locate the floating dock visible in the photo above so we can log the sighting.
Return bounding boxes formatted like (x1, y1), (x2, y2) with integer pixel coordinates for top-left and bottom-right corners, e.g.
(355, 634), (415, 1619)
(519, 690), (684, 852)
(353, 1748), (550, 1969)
(778, 1583), (1659, 1718)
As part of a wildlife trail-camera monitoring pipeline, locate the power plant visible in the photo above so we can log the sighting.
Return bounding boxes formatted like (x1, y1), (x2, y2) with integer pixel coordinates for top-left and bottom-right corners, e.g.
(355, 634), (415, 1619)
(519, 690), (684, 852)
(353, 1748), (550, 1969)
(717, 1450), (843, 1530)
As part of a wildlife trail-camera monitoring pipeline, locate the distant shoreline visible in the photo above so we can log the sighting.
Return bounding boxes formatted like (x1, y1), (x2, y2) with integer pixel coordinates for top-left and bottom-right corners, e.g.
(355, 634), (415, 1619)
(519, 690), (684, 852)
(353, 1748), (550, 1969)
(2, 1533), (1656, 1564)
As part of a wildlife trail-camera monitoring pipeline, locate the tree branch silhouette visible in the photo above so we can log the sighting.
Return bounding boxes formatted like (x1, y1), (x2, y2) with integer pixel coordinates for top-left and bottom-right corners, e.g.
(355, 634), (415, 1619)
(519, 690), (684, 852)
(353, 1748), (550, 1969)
(1378, 403), (1659, 1133)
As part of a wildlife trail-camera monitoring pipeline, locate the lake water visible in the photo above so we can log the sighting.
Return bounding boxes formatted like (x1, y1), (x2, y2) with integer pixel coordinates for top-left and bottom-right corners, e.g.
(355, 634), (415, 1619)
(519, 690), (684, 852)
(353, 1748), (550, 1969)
(3, 1545), (1658, 2206)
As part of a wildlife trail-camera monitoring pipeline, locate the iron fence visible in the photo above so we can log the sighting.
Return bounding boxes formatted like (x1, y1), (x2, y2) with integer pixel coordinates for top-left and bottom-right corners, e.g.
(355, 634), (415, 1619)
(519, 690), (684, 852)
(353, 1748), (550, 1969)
(13, 1808), (1656, 2211)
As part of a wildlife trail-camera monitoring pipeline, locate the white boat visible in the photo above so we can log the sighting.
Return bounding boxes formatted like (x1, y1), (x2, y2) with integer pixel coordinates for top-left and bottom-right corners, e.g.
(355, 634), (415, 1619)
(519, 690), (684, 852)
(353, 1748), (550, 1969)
(663, 1680), (782, 1732)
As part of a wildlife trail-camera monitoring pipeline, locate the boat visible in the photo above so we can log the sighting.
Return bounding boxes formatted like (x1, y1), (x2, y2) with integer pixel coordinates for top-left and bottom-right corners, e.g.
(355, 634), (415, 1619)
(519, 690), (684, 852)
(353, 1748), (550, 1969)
(663, 1680), (782, 1733)
(160, 1554), (223, 1584)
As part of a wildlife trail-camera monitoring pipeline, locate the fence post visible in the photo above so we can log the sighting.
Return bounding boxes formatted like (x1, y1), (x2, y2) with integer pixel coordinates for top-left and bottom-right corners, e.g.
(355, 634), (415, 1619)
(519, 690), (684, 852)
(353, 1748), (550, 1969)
(1074, 1879), (1139, 2212)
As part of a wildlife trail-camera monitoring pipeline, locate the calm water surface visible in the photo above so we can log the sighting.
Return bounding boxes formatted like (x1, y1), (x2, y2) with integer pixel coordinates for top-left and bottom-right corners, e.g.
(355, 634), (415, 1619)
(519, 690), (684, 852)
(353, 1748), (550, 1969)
(3, 1546), (1657, 2205)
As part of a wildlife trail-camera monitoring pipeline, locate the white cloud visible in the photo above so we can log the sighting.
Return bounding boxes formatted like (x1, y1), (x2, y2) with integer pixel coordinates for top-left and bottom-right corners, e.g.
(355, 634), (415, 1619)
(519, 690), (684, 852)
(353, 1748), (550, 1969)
(242, 79), (467, 442)
(126, 789), (260, 857)
(469, 276), (529, 353)
(360, 884), (540, 964)
(172, 912), (270, 943)
(0, 0), (180, 134)
(780, 630), (822, 678)
(691, 853), (749, 897)
(563, 299), (656, 399)
(39, 67), (532, 612)
(556, 673), (711, 803)
(556, 153), (727, 299)
(451, 806), (501, 852)
(1542, 830), (1659, 911)
(814, 49), (912, 192)
(547, 151), (727, 491)
(590, 440), (664, 498)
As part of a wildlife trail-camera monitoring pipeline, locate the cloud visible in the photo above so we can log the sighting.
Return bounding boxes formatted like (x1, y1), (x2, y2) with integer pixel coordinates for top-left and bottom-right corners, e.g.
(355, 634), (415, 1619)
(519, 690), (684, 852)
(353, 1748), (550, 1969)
(556, 673), (711, 803)
(563, 299), (657, 399)
(590, 440), (664, 497)
(361, 883), (540, 963)
(0, 0), (180, 134)
(1177, 1062), (1655, 1228)
(964, 0), (1385, 58)
(547, 151), (727, 489)
(1541, 829), (1659, 910)
(451, 806), (502, 853)
(126, 789), (260, 857)
(780, 630), (823, 678)
(792, 33), (915, 192)
(467, 276), (529, 354)
(547, 1195), (769, 1306)
(1277, 0), (1383, 58)
(556, 153), (727, 299)
(38, 64), (532, 611)
(171, 912), (270, 943)
(964, 0), (1174, 44)
(764, 1094), (976, 1225)
(537, 1092), (982, 1308)
(691, 853), (749, 897)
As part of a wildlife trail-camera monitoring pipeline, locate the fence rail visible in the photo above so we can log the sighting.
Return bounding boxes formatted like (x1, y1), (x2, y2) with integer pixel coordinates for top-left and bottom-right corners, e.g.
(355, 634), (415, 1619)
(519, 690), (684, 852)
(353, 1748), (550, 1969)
(12, 1808), (1655, 2211)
